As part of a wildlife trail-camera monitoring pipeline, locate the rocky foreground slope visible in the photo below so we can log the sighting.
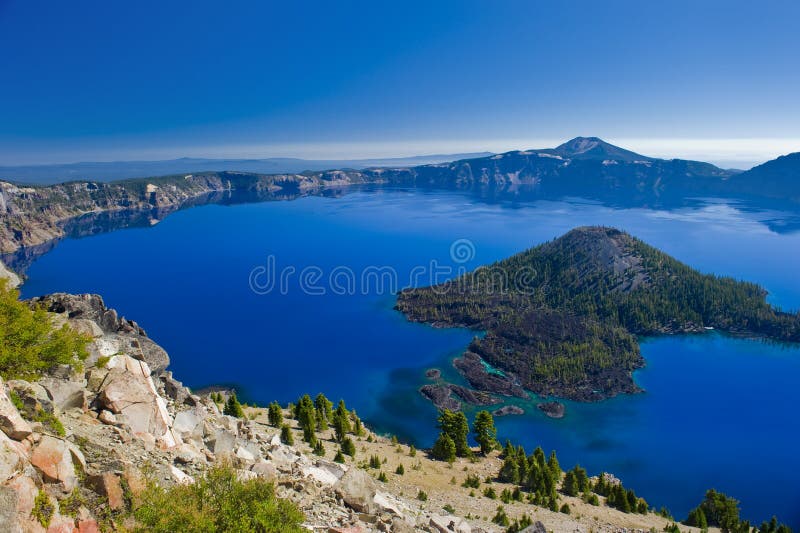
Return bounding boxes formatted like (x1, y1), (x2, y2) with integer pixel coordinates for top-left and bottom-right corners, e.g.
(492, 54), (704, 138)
(0, 288), (703, 532)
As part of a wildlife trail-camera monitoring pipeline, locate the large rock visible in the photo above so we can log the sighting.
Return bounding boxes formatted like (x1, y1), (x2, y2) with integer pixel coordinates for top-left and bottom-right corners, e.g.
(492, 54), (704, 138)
(97, 355), (178, 448)
(0, 431), (26, 484)
(172, 407), (206, 441)
(88, 472), (125, 510)
(206, 429), (236, 455)
(0, 485), (21, 533)
(38, 377), (87, 411)
(0, 379), (32, 440)
(29, 435), (82, 491)
(334, 467), (377, 514)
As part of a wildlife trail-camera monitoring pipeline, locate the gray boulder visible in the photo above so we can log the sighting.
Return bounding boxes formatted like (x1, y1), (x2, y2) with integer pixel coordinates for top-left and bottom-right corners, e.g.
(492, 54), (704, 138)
(335, 467), (377, 514)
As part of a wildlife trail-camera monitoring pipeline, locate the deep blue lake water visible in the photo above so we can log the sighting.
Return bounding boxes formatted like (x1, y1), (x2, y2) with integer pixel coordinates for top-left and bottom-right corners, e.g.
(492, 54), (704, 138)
(17, 187), (800, 527)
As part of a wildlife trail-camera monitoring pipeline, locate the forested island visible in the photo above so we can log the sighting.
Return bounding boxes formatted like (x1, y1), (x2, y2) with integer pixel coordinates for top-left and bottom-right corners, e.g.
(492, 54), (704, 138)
(397, 226), (800, 401)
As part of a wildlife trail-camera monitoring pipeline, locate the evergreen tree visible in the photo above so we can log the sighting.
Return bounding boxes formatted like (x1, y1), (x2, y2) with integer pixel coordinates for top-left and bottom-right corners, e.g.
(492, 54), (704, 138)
(563, 470), (578, 496)
(472, 410), (497, 455)
(332, 400), (351, 442)
(295, 394), (316, 443)
(314, 393), (332, 430)
(223, 392), (245, 418)
(333, 450), (345, 463)
(431, 432), (457, 463)
(341, 437), (356, 457)
(267, 401), (283, 427)
(312, 440), (325, 456)
(499, 455), (521, 484)
(437, 410), (471, 457)
(547, 450), (561, 481)
(694, 489), (742, 533)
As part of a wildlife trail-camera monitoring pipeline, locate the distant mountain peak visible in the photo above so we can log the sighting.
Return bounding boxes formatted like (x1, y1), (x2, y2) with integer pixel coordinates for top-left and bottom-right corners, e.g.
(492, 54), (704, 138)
(554, 137), (651, 162)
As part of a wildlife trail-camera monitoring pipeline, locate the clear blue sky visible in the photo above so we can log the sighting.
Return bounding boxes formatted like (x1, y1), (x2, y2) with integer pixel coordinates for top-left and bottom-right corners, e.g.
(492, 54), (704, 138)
(1, 0), (799, 165)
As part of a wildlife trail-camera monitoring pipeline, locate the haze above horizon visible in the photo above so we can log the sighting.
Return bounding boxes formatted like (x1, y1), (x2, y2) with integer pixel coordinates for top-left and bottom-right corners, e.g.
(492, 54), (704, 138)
(1, 1), (798, 168)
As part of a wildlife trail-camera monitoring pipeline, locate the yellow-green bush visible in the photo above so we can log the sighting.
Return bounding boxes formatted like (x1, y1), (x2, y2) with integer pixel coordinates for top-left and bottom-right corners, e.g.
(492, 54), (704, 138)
(0, 280), (88, 380)
(132, 463), (304, 532)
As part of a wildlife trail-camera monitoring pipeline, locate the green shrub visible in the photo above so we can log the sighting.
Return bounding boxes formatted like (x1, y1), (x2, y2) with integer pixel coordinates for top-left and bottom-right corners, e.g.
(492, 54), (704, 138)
(32, 490), (54, 528)
(395, 464), (404, 475)
(8, 390), (24, 411)
(461, 474), (481, 488)
(492, 505), (509, 526)
(59, 488), (88, 518)
(34, 408), (65, 437)
(279, 424), (293, 445)
(417, 490), (428, 502)
(377, 472), (388, 483)
(0, 281), (88, 380)
(133, 463), (304, 532)
(443, 503), (455, 514)
(312, 440), (325, 456)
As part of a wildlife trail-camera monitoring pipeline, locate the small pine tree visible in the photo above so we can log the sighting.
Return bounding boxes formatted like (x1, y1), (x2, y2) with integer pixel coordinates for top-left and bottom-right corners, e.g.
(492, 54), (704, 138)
(223, 392), (245, 418)
(267, 401), (283, 427)
(332, 400), (351, 442)
(431, 432), (457, 463)
(280, 424), (294, 445)
(560, 503), (571, 515)
(492, 506), (510, 526)
(409, 445), (416, 457)
(377, 472), (388, 482)
(472, 410), (497, 455)
(312, 440), (325, 456)
(341, 437), (356, 457)
(333, 450), (345, 463)
(563, 470), (579, 496)
(395, 464), (404, 475)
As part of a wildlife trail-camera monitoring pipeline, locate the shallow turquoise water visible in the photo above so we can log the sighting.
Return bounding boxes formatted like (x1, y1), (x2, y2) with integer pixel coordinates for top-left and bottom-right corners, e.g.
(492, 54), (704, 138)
(17, 187), (800, 527)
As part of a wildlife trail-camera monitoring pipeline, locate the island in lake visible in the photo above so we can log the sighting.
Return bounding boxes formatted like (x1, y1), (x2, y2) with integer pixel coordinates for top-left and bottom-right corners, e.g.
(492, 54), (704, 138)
(397, 226), (800, 404)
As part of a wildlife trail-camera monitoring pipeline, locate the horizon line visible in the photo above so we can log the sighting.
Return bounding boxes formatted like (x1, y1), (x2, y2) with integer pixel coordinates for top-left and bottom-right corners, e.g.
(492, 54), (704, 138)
(2, 137), (799, 169)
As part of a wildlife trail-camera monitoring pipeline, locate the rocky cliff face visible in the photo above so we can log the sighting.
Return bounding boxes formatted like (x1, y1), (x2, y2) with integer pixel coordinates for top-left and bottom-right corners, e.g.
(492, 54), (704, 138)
(0, 170), (392, 254)
(0, 137), (757, 257)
